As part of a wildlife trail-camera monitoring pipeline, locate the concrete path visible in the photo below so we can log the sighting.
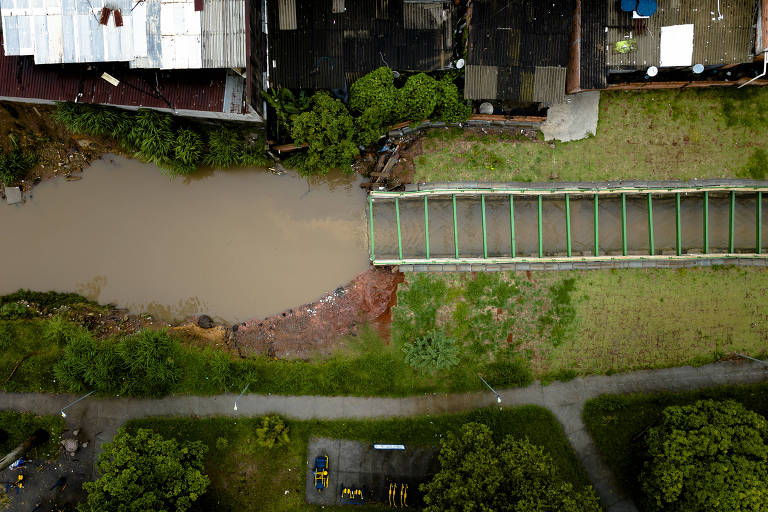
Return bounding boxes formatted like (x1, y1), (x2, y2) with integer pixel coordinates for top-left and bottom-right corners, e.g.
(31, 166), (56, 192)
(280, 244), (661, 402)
(2, 360), (766, 511)
(541, 91), (600, 142)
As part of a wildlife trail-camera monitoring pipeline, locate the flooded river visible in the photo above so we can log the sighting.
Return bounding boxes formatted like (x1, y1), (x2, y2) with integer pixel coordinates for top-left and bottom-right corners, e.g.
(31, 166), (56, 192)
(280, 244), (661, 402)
(1, 155), (369, 323)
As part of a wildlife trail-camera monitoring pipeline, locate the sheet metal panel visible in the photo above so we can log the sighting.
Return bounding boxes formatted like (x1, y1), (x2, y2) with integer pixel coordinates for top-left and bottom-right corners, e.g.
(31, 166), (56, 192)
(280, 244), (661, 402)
(533, 66), (567, 104)
(201, 0), (246, 68)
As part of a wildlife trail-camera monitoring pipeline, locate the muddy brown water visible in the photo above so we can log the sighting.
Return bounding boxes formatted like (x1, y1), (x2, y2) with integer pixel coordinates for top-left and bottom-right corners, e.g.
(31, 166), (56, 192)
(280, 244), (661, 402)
(372, 193), (768, 258)
(1, 155), (369, 323)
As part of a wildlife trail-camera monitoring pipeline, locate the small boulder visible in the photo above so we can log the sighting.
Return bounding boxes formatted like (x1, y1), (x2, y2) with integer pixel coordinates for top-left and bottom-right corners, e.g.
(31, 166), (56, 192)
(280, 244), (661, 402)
(197, 315), (214, 329)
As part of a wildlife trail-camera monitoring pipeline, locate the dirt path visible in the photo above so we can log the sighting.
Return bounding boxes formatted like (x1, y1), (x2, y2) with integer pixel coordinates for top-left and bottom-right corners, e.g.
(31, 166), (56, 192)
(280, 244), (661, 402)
(1, 360), (765, 511)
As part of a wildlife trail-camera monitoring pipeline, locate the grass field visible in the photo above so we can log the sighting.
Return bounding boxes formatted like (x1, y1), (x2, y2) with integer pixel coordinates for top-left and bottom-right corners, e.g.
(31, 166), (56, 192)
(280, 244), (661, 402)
(391, 267), (768, 381)
(582, 382), (768, 508)
(414, 88), (768, 183)
(127, 405), (590, 512)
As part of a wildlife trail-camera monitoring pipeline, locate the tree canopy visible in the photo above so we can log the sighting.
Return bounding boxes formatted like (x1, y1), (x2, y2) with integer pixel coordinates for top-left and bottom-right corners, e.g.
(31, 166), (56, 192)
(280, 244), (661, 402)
(421, 422), (601, 512)
(641, 399), (768, 512)
(79, 428), (209, 512)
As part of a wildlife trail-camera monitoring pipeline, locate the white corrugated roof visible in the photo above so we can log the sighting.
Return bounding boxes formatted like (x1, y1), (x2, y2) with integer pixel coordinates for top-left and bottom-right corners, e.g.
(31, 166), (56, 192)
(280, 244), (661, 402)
(0, 0), (244, 69)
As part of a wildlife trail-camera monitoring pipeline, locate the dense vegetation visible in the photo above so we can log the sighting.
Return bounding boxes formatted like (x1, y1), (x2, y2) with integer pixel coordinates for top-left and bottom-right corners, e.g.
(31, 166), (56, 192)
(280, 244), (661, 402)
(641, 400), (768, 512)
(271, 67), (471, 175)
(0, 134), (37, 186)
(52, 103), (270, 175)
(583, 383), (768, 509)
(79, 428), (209, 512)
(421, 422), (600, 512)
(0, 411), (64, 460)
(127, 406), (589, 511)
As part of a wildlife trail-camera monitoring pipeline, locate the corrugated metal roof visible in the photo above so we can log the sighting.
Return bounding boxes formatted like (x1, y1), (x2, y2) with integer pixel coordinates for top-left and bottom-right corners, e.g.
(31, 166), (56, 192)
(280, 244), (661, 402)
(201, 0), (246, 68)
(0, 0), (246, 69)
(580, 0), (607, 89)
(0, 44), (246, 114)
(533, 66), (567, 103)
(604, 0), (757, 68)
(268, 0), (455, 90)
(465, 64), (498, 99)
(465, 0), (575, 101)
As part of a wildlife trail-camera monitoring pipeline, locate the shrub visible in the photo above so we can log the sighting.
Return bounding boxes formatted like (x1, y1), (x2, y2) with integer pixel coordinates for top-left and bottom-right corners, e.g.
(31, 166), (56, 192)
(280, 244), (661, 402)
(396, 73), (439, 122)
(641, 399), (768, 511)
(421, 422), (601, 512)
(53, 326), (119, 393)
(171, 128), (204, 175)
(254, 415), (290, 448)
(131, 109), (175, 166)
(349, 67), (398, 119)
(0, 302), (32, 320)
(263, 88), (310, 132)
(0, 135), (37, 185)
(80, 428), (209, 512)
(290, 92), (359, 175)
(118, 330), (181, 397)
(402, 329), (460, 375)
(205, 127), (242, 168)
(433, 77), (472, 123)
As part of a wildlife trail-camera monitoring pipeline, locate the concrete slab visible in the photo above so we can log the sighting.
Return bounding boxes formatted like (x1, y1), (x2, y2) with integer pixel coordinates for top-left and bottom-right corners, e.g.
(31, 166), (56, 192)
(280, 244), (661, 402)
(306, 438), (436, 507)
(4, 186), (23, 205)
(541, 91), (600, 142)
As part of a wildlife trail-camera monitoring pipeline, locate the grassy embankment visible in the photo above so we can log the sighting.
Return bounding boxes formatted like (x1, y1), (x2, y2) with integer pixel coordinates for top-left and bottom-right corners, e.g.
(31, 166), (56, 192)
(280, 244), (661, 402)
(415, 88), (768, 182)
(127, 405), (589, 512)
(582, 382), (768, 508)
(391, 267), (768, 382)
(3, 265), (767, 396)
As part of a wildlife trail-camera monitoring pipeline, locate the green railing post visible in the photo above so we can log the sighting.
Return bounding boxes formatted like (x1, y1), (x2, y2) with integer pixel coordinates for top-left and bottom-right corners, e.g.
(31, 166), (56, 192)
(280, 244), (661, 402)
(675, 192), (682, 256)
(453, 194), (459, 259)
(538, 195), (543, 258)
(481, 194), (488, 259)
(621, 193), (627, 256)
(565, 194), (572, 257)
(758, 191), (763, 255)
(509, 195), (516, 258)
(395, 197), (403, 261)
(593, 194), (599, 256)
(703, 191), (709, 254)
(729, 191), (735, 253)
(647, 193), (654, 255)
(369, 194), (375, 261)
(424, 196), (430, 259)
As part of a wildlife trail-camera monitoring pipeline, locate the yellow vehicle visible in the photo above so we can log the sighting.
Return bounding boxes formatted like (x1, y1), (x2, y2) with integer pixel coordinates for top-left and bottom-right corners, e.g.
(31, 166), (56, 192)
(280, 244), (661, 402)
(388, 482), (408, 507)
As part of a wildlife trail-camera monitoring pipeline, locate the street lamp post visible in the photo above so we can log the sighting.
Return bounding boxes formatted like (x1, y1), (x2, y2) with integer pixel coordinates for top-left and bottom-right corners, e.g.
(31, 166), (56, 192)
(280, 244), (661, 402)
(60, 390), (96, 418)
(233, 383), (250, 411)
(478, 375), (502, 404)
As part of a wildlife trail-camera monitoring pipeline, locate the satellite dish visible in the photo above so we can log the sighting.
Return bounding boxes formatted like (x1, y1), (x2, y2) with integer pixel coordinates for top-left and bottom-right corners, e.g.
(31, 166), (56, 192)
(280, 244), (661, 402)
(692, 63), (704, 74)
(392, 70), (400, 78)
(456, 58), (465, 69)
(647, 66), (658, 77)
(479, 102), (493, 115)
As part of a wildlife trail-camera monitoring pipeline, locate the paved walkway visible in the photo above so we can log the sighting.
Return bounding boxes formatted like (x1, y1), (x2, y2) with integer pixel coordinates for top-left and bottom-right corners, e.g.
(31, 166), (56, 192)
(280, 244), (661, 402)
(2, 360), (766, 511)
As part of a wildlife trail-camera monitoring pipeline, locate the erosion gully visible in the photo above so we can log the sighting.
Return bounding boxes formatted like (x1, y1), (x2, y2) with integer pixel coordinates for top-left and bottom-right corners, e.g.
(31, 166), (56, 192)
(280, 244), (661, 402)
(0, 155), (369, 323)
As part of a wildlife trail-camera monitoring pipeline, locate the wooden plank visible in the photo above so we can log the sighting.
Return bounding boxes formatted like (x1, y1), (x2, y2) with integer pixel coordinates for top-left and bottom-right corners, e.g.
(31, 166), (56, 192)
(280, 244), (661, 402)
(272, 142), (308, 152)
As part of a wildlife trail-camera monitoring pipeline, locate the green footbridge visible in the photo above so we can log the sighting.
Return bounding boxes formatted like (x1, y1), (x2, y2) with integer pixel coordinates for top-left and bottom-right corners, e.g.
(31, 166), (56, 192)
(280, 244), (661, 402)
(368, 182), (768, 268)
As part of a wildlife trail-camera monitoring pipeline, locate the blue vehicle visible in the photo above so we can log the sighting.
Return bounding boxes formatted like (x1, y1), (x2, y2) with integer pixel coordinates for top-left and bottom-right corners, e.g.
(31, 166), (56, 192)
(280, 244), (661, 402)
(313, 455), (329, 491)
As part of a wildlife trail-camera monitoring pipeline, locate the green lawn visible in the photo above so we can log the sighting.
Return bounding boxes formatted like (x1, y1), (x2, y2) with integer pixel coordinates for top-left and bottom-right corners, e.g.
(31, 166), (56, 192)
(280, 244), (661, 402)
(0, 411), (64, 460)
(414, 88), (768, 183)
(391, 267), (768, 381)
(127, 405), (590, 512)
(582, 382), (768, 509)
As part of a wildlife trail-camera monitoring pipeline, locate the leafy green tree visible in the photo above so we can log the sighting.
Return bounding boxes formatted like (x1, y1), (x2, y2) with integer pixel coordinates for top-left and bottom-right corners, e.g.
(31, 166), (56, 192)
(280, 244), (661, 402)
(421, 422), (601, 512)
(641, 399), (768, 512)
(349, 67), (398, 118)
(396, 73), (438, 122)
(290, 92), (358, 175)
(79, 428), (209, 512)
(402, 329), (460, 375)
(254, 415), (290, 448)
(433, 77), (472, 123)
